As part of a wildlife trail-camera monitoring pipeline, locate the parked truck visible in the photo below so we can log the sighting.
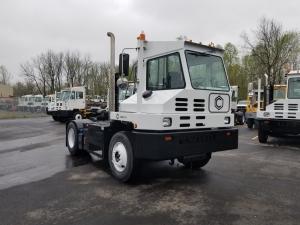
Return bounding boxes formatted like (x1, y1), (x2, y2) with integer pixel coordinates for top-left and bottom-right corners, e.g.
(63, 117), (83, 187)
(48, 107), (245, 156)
(65, 32), (238, 182)
(256, 69), (297, 143)
(231, 85), (245, 125)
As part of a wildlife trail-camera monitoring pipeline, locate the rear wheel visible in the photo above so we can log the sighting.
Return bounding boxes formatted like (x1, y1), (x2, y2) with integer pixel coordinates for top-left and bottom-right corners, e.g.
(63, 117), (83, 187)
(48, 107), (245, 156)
(67, 122), (84, 155)
(247, 119), (254, 128)
(183, 153), (211, 169)
(258, 130), (268, 143)
(109, 132), (141, 182)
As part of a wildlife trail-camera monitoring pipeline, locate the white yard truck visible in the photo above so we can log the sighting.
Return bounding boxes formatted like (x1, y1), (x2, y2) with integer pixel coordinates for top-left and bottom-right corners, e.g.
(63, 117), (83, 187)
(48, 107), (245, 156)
(53, 86), (98, 123)
(65, 32), (238, 182)
(256, 69), (298, 143)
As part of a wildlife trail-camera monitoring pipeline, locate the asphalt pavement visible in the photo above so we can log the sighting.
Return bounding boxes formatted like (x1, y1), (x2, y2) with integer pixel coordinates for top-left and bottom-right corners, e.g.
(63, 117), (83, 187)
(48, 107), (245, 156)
(0, 117), (299, 225)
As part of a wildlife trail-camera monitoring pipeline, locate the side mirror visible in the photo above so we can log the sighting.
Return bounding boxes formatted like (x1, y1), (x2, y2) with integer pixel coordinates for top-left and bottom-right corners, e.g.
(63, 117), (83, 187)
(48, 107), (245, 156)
(117, 77), (128, 90)
(119, 53), (130, 76)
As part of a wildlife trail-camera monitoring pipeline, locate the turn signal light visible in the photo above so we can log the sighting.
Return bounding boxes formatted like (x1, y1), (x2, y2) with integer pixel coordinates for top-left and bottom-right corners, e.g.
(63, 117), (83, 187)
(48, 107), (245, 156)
(165, 136), (173, 141)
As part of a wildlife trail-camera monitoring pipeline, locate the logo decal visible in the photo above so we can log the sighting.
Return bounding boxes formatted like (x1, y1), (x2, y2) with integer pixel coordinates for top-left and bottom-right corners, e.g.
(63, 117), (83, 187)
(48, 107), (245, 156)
(116, 113), (119, 119)
(215, 95), (224, 110)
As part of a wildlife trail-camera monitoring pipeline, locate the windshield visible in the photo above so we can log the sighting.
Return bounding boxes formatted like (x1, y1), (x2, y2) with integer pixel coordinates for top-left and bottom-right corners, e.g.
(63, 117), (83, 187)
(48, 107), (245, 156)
(59, 91), (71, 101)
(44, 96), (50, 102)
(185, 50), (229, 91)
(35, 97), (43, 102)
(29, 97), (34, 102)
(119, 86), (134, 101)
(287, 77), (300, 99)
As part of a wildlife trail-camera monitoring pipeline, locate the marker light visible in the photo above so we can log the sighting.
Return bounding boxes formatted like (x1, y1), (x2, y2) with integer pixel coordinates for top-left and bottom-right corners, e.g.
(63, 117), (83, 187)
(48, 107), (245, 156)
(189, 40), (193, 42)
(140, 31), (145, 40)
(163, 118), (172, 127)
(286, 68), (291, 73)
(165, 136), (173, 141)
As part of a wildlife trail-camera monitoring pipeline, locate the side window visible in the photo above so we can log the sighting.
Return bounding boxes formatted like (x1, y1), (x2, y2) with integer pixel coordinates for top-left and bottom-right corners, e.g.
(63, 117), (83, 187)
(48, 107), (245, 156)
(147, 53), (184, 90)
(70, 91), (75, 99)
(76, 92), (83, 99)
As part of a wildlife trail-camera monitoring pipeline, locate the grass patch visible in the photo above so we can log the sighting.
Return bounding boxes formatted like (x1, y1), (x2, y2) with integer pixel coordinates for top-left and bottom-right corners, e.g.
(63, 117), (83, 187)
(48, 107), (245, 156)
(0, 110), (50, 119)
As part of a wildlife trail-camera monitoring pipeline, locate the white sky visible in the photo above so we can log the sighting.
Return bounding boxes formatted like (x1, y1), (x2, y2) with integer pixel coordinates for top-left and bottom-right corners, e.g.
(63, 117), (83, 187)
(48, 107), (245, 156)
(1, 0), (299, 82)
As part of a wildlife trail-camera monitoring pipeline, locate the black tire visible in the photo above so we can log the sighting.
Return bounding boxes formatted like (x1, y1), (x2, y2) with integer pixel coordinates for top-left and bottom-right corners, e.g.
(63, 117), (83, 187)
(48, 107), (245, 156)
(238, 114), (245, 125)
(73, 111), (83, 120)
(58, 117), (68, 123)
(108, 132), (141, 182)
(52, 115), (58, 121)
(183, 153), (211, 169)
(247, 119), (254, 128)
(258, 130), (268, 143)
(67, 122), (83, 156)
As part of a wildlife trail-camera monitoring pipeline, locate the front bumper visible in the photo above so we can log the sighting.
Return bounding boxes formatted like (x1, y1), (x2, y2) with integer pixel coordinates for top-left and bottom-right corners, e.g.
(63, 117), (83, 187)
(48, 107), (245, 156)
(132, 128), (238, 160)
(257, 119), (300, 135)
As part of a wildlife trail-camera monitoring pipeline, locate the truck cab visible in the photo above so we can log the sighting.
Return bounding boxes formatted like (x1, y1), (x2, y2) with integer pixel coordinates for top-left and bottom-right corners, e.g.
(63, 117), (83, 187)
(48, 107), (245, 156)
(256, 70), (300, 142)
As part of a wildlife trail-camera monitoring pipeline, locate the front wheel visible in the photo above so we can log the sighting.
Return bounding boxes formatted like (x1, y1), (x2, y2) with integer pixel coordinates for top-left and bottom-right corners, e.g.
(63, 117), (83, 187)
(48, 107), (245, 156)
(58, 117), (68, 123)
(73, 111), (83, 120)
(258, 130), (268, 143)
(52, 115), (58, 121)
(182, 153), (211, 169)
(247, 119), (254, 128)
(238, 114), (245, 125)
(109, 132), (141, 182)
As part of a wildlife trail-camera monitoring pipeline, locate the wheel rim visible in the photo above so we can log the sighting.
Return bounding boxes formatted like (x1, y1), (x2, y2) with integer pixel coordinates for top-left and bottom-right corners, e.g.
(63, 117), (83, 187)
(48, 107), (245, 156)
(75, 114), (82, 120)
(68, 128), (75, 148)
(242, 115), (245, 123)
(112, 142), (128, 172)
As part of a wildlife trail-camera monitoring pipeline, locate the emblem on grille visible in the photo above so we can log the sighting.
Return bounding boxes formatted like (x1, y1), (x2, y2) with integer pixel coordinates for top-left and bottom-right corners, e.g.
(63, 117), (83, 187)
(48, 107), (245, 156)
(116, 113), (119, 119)
(215, 95), (224, 110)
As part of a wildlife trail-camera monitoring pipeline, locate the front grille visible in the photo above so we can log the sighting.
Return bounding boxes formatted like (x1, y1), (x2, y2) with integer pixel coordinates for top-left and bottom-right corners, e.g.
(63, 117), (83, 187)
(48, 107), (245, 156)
(274, 103), (284, 110)
(175, 98), (188, 111)
(288, 104), (298, 111)
(193, 99), (205, 112)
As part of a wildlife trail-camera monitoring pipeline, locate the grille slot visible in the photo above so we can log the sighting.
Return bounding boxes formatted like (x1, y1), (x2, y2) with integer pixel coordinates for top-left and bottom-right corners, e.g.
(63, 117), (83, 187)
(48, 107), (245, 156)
(196, 123), (205, 127)
(274, 103), (283, 110)
(175, 98), (188, 111)
(275, 116), (283, 118)
(196, 116), (206, 119)
(194, 99), (205, 112)
(288, 116), (296, 118)
(180, 123), (190, 127)
(180, 116), (190, 120)
(288, 104), (298, 111)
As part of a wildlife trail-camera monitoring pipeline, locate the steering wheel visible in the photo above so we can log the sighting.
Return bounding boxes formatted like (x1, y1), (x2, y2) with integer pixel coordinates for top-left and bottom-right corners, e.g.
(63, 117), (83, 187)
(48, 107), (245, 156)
(192, 78), (205, 87)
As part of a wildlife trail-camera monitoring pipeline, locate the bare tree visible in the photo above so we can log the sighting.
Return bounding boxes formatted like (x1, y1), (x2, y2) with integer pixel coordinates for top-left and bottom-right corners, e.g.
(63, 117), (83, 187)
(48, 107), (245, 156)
(0, 65), (12, 85)
(241, 16), (300, 84)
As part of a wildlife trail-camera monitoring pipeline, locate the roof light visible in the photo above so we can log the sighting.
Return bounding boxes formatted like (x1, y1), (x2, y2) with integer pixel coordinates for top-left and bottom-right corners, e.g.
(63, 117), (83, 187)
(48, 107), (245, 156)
(199, 42), (202, 44)
(139, 31), (145, 40)
(286, 68), (291, 73)
(189, 40), (193, 42)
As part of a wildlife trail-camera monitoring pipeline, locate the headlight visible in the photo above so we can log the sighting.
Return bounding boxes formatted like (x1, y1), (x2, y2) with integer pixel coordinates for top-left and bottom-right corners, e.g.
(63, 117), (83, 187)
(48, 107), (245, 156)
(163, 117), (172, 127)
(224, 117), (230, 124)
(263, 112), (270, 117)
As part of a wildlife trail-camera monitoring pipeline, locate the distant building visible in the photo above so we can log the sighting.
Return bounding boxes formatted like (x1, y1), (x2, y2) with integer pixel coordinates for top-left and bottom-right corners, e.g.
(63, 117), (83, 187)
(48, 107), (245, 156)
(0, 82), (13, 97)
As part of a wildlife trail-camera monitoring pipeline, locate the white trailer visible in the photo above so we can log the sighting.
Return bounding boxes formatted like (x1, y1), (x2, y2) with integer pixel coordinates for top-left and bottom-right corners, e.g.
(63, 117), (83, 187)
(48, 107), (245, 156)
(65, 32), (238, 182)
(257, 69), (300, 143)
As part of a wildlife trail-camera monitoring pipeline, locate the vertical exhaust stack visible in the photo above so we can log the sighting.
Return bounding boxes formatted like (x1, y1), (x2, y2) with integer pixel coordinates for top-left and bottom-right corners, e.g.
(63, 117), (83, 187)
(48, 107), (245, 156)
(107, 32), (115, 112)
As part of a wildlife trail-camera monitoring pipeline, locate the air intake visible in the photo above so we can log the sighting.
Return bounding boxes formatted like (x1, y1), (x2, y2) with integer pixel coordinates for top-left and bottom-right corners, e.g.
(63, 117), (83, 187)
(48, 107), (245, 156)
(288, 104), (298, 111)
(274, 103), (283, 110)
(175, 98), (188, 111)
(194, 99), (205, 112)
